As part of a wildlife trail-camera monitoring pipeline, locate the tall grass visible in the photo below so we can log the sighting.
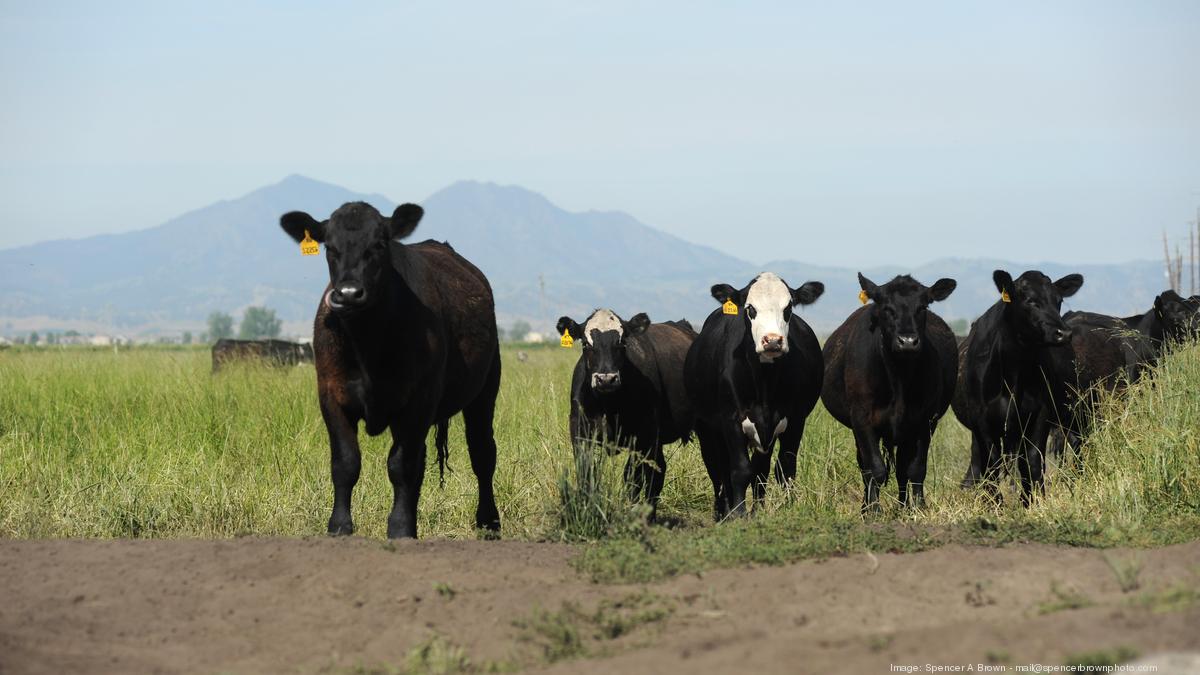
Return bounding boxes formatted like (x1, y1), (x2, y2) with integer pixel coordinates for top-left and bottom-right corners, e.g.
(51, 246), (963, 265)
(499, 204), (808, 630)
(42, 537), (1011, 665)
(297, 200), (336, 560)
(1, 342), (1198, 550)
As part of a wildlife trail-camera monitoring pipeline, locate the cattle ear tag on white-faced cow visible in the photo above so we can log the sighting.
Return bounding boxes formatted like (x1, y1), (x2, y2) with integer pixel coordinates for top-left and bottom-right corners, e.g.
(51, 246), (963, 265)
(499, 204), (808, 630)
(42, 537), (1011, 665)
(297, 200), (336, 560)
(1000, 290), (1012, 303)
(560, 330), (574, 348)
(722, 299), (738, 315)
(858, 290), (869, 305)
(300, 230), (320, 256)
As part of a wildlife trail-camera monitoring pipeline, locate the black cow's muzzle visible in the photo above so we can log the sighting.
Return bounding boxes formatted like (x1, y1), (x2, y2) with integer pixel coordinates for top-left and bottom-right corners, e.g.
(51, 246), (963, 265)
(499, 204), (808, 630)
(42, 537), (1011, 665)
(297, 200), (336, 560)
(893, 334), (921, 352)
(326, 284), (368, 311)
(591, 372), (621, 393)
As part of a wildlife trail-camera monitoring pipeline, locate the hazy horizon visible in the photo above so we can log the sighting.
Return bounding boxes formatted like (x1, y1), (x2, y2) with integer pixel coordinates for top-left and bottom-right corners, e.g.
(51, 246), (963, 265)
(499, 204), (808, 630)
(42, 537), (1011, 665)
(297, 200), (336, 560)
(1, 2), (1197, 268)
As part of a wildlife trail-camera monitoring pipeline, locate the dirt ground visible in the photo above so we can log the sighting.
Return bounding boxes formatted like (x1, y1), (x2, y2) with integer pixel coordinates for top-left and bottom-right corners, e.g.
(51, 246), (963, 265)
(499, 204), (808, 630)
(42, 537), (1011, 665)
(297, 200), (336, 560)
(2, 537), (1198, 674)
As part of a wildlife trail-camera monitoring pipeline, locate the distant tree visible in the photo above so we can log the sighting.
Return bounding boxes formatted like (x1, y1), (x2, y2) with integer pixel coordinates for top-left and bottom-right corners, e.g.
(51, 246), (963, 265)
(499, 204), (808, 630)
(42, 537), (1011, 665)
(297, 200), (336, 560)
(949, 318), (969, 336)
(495, 326), (507, 343)
(29, 331), (39, 346)
(64, 329), (80, 337)
(47, 333), (57, 345)
(14, 335), (25, 345)
(509, 320), (531, 343)
(207, 311), (235, 341)
(238, 306), (282, 340)
(182, 331), (193, 345)
(199, 332), (208, 343)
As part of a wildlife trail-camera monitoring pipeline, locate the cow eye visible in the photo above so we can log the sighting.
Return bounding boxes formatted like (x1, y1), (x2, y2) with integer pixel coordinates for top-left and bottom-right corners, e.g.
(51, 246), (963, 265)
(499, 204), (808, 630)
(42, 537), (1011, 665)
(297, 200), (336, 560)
(746, 305), (757, 320)
(783, 307), (792, 320)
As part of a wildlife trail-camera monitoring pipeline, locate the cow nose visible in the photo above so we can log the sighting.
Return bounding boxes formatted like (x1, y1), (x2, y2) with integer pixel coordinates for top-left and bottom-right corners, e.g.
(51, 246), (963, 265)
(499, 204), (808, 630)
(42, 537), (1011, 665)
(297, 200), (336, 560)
(761, 334), (785, 352)
(895, 334), (920, 351)
(592, 372), (621, 391)
(1051, 327), (1070, 344)
(333, 284), (366, 306)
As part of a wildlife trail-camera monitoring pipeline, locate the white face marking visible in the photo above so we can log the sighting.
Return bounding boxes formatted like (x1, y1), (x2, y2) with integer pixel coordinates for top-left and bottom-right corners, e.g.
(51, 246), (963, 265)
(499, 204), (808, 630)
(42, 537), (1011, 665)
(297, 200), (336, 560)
(741, 417), (763, 453)
(582, 309), (623, 346)
(745, 273), (792, 359)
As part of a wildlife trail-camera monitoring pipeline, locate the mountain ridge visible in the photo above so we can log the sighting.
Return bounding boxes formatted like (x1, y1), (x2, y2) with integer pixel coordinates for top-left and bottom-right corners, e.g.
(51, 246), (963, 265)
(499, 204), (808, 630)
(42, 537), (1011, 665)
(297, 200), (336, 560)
(0, 176), (1171, 337)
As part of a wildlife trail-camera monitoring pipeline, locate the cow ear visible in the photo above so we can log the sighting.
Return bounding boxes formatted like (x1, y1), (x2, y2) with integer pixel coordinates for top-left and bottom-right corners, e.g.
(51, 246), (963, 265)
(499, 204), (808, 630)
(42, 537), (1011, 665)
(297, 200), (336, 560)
(389, 203), (424, 241)
(281, 211), (325, 243)
(929, 278), (957, 302)
(710, 284), (738, 304)
(857, 273), (879, 302)
(556, 316), (582, 341)
(626, 312), (650, 336)
(1054, 273), (1083, 298)
(792, 281), (824, 306)
(992, 270), (1014, 299)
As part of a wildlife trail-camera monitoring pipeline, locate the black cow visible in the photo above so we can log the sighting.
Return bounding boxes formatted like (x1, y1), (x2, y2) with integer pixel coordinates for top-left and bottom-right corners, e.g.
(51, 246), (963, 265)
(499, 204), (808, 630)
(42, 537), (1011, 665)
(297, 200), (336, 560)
(953, 270), (1082, 504)
(556, 310), (695, 520)
(1120, 290), (1200, 360)
(211, 338), (314, 373)
(280, 201), (500, 539)
(822, 274), (958, 512)
(684, 273), (825, 520)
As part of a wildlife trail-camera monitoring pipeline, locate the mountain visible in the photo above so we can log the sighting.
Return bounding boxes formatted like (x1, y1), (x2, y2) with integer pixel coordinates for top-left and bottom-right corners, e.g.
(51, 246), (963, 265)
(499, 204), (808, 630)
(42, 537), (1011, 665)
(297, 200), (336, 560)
(0, 175), (1173, 337)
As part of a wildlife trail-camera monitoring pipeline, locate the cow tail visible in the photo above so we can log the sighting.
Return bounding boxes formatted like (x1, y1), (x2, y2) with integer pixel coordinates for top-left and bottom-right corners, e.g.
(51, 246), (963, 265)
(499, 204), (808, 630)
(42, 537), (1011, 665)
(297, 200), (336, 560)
(436, 421), (450, 489)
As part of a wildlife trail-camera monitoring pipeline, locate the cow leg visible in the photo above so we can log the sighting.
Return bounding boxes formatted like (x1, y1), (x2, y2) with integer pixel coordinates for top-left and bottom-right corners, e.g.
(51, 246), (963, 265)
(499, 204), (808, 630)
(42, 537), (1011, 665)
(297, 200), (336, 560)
(386, 427), (429, 539)
(1016, 415), (1050, 507)
(749, 449), (772, 511)
(644, 442), (666, 522)
(960, 433), (984, 488)
(462, 356), (502, 534)
(901, 432), (931, 509)
(853, 425), (886, 514)
(694, 425), (728, 521)
(721, 424), (752, 517)
(321, 400), (360, 536)
(772, 421), (805, 487)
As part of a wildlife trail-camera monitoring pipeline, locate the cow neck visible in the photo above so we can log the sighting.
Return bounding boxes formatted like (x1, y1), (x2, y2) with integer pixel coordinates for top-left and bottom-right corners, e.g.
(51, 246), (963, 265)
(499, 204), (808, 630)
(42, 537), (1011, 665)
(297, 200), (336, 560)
(990, 303), (1055, 394)
(737, 330), (784, 404)
(873, 327), (920, 417)
(336, 267), (421, 383)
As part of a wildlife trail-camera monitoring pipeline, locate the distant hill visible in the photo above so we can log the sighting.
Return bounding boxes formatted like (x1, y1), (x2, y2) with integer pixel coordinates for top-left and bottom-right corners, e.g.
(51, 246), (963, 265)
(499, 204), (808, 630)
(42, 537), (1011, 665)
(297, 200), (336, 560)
(0, 175), (1172, 337)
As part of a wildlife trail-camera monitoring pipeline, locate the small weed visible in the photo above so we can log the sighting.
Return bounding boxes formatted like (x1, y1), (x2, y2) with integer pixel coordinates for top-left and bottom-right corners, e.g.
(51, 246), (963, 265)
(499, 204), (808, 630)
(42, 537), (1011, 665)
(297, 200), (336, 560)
(433, 582), (457, 599)
(1132, 584), (1199, 614)
(512, 591), (673, 664)
(1037, 581), (1093, 615)
(403, 635), (474, 675)
(1103, 553), (1142, 592)
(867, 633), (894, 653)
(1063, 646), (1139, 668)
(965, 581), (996, 607)
(984, 649), (1010, 664)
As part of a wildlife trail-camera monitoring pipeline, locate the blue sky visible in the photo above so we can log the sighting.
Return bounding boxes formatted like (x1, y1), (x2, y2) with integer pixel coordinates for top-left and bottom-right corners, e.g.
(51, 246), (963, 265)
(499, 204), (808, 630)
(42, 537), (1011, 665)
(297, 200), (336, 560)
(1, 1), (1197, 267)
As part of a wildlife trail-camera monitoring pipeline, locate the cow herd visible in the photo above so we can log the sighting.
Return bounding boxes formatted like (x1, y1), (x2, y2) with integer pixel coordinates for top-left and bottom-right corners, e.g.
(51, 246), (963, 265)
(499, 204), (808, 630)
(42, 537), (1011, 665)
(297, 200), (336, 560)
(280, 200), (1200, 538)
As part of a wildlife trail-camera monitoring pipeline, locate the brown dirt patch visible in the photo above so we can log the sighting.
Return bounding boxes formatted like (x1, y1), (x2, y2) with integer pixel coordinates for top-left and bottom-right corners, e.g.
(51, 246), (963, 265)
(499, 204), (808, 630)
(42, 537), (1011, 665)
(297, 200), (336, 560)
(1, 537), (1198, 673)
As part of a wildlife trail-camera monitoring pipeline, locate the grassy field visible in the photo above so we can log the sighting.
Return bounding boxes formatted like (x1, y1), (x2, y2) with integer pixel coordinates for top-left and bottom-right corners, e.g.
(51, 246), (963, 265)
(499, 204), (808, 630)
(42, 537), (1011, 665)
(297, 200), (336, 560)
(2, 341), (1198, 577)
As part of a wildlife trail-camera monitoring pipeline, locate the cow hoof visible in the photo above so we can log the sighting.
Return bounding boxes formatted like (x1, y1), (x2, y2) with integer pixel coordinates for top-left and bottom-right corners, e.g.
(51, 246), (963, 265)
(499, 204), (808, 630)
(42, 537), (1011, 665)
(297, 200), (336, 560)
(327, 519), (354, 537)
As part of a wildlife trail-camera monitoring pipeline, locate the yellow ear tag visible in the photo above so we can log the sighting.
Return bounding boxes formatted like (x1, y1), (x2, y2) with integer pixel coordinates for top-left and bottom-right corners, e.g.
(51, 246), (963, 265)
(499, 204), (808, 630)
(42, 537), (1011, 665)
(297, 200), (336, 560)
(560, 330), (573, 348)
(300, 230), (320, 256)
(722, 299), (738, 315)
(858, 290), (869, 305)
(1000, 290), (1011, 303)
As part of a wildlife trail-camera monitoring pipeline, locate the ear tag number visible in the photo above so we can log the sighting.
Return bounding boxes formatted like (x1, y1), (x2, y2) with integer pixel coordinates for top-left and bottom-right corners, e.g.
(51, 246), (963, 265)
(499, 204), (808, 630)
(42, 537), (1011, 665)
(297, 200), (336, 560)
(300, 230), (320, 256)
(722, 300), (738, 315)
(560, 330), (574, 348)
(858, 290), (869, 305)
(1000, 290), (1011, 303)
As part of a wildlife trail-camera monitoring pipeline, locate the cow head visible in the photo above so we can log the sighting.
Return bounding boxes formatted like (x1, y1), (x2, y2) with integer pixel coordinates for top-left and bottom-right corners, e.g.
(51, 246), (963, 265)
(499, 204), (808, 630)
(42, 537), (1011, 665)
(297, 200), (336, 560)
(711, 273), (824, 362)
(280, 201), (424, 312)
(1155, 290), (1200, 342)
(859, 273), (956, 355)
(556, 309), (650, 394)
(993, 270), (1082, 346)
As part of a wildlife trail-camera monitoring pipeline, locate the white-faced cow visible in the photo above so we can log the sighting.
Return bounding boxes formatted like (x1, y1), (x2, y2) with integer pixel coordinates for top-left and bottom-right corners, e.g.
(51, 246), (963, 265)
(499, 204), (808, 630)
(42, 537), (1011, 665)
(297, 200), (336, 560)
(953, 270), (1082, 504)
(822, 274), (958, 512)
(556, 309), (695, 520)
(280, 201), (500, 539)
(684, 273), (825, 520)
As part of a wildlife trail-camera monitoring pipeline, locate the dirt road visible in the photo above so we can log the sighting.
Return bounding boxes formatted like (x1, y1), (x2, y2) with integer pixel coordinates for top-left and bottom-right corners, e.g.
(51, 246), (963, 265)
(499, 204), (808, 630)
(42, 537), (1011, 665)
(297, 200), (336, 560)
(2, 538), (1197, 674)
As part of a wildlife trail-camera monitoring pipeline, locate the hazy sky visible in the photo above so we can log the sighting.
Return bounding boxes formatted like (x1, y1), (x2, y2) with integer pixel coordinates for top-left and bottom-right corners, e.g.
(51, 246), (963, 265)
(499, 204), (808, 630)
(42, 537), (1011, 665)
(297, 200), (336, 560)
(1, 1), (1197, 267)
